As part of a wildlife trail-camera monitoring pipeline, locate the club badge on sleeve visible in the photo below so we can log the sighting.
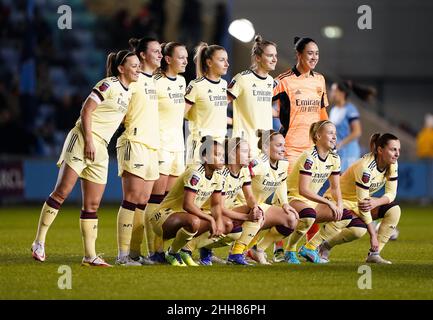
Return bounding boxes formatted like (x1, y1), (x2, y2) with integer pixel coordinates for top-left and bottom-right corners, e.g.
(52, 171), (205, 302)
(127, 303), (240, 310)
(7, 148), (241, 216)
(190, 174), (201, 186)
(99, 82), (110, 92)
(304, 158), (314, 170)
(362, 172), (371, 184)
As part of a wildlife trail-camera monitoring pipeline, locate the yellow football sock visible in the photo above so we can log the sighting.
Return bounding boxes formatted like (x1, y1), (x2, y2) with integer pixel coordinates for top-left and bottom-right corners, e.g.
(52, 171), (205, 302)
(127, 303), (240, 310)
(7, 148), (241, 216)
(35, 199), (60, 243)
(144, 203), (159, 255)
(153, 234), (164, 253)
(116, 201), (136, 257)
(305, 219), (351, 250)
(80, 217), (98, 258)
(327, 226), (367, 248)
(378, 205), (401, 252)
(171, 227), (197, 253)
(129, 205), (145, 257)
(231, 221), (261, 254)
(206, 232), (242, 249)
(257, 226), (286, 251)
(285, 217), (315, 252)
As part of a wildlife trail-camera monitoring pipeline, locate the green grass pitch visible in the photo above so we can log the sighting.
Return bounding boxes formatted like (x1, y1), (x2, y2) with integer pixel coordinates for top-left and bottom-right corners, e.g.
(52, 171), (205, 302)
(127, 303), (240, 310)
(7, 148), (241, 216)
(1, 204), (433, 300)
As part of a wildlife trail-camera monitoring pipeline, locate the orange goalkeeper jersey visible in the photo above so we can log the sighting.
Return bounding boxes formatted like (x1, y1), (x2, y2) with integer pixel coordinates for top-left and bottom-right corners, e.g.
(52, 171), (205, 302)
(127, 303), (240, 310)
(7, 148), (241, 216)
(273, 66), (329, 164)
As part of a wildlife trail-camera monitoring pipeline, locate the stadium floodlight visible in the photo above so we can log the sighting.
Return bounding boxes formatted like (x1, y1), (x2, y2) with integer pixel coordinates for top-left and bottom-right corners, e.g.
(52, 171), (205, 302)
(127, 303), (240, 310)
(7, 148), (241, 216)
(228, 19), (255, 42)
(322, 26), (343, 39)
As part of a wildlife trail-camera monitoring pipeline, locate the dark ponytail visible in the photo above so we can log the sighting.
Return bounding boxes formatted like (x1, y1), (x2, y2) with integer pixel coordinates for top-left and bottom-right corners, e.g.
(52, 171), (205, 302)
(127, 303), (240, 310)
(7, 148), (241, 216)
(294, 36), (316, 54)
(129, 37), (158, 62)
(106, 50), (135, 77)
(157, 42), (186, 74)
(199, 135), (223, 163)
(369, 133), (399, 177)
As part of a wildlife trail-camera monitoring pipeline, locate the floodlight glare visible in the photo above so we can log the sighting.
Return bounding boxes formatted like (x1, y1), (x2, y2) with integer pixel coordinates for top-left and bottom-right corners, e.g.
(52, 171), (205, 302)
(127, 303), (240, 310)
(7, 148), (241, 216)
(322, 26), (343, 39)
(228, 19), (255, 42)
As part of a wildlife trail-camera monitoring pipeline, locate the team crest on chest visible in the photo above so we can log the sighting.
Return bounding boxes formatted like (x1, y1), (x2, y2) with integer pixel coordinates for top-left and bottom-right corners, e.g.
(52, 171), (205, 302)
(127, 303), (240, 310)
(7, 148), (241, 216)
(316, 87), (323, 96)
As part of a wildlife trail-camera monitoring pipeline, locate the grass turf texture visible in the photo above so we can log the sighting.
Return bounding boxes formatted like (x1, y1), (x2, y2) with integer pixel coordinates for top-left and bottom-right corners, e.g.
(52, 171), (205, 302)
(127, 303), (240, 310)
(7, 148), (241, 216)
(1, 204), (433, 300)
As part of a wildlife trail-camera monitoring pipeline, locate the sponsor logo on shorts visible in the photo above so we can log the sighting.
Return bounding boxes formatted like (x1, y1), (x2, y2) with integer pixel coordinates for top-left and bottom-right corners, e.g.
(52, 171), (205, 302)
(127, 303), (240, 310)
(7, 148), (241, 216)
(134, 163), (144, 169)
(72, 156), (82, 162)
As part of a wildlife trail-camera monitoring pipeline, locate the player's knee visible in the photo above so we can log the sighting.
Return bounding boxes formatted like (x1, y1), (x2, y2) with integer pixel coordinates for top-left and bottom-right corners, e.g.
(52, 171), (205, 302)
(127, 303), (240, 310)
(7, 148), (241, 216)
(223, 218), (233, 234)
(284, 214), (298, 229)
(384, 205), (401, 222)
(123, 191), (142, 204)
(140, 193), (151, 205)
(347, 226), (367, 240)
(51, 188), (69, 203)
(83, 199), (101, 212)
(378, 201), (400, 219)
(185, 216), (200, 233)
(275, 225), (293, 237)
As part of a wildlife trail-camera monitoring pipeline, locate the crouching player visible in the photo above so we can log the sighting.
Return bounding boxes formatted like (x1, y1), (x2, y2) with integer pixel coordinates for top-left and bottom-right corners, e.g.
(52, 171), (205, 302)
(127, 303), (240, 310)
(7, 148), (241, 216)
(306, 133), (401, 264)
(149, 136), (231, 266)
(232, 130), (299, 265)
(183, 137), (263, 265)
(281, 120), (352, 264)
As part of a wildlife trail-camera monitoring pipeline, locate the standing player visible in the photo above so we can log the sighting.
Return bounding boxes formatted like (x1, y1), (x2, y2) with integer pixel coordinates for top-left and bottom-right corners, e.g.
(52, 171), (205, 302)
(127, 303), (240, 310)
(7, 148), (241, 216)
(31, 50), (140, 266)
(143, 42), (188, 263)
(227, 35), (277, 158)
(115, 37), (162, 266)
(184, 43), (229, 165)
(229, 130), (299, 265)
(149, 137), (229, 266)
(328, 80), (365, 172)
(272, 36), (329, 261)
(306, 133), (401, 264)
(282, 120), (348, 264)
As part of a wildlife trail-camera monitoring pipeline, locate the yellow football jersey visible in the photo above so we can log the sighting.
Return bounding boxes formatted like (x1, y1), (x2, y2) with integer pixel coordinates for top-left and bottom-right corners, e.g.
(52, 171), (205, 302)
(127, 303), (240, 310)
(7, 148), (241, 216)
(154, 73), (186, 152)
(158, 164), (224, 213)
(228, 70), (274, 152)
(202, 166), (251, 210)
(184, 77), (228, 139)
(287, 146), (341, 203)
(248, 152), (289, 205)
(117, 72), (159, 149)
(339, 153), (398, 224)
(75, 77), (132, 144)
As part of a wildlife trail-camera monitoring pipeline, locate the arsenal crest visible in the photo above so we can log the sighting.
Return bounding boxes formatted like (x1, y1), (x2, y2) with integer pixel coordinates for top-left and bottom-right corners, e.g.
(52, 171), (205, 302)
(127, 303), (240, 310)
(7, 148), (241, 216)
(316, 87), (322, 96)
(362, 172), (371, 184)
(99, 82), (110, 92)
(190, 174), (200, 186)
(304, 159), (313, 170)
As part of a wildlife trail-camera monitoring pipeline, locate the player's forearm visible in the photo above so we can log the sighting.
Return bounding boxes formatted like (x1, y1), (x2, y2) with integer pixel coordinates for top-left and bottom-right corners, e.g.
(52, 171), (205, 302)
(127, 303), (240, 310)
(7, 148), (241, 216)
(222, 208), (248, 221)
(184, 203), (211, 221)
(81, 108), (93, 143)
(300, 188), (330, 206)
(330, 186), (343, 207)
